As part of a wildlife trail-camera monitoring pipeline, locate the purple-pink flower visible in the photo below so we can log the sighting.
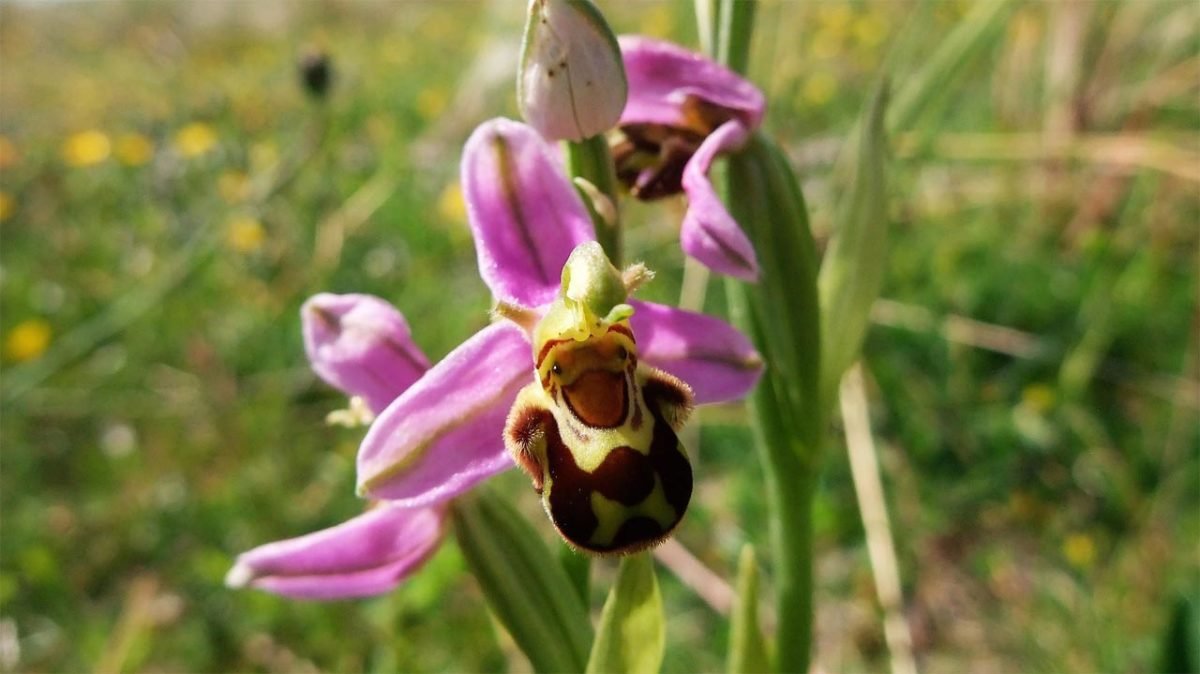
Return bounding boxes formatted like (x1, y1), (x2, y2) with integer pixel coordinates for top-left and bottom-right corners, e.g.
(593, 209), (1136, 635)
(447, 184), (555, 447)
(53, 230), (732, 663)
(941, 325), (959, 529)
(227, 117), (763, 600)
(612, 36), (766, 281)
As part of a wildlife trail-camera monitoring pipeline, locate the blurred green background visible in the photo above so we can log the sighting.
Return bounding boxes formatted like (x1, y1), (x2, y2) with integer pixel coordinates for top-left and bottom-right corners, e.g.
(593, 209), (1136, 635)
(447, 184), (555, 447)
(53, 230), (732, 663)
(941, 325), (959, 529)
(1, 0), (1196, 672)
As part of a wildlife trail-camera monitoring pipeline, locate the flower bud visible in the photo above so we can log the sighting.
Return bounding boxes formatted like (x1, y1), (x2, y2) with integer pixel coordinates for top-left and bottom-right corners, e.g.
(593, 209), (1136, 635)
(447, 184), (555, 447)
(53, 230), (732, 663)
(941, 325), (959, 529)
(517, 0), (627, 142)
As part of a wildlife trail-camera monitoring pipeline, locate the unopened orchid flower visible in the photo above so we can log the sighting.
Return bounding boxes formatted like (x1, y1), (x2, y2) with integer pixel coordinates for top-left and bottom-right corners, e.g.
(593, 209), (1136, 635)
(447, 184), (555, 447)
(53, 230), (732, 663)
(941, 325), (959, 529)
(518, 0), (627, 141)
(612, 36), (766, 281)
(229, 117), (763, 599)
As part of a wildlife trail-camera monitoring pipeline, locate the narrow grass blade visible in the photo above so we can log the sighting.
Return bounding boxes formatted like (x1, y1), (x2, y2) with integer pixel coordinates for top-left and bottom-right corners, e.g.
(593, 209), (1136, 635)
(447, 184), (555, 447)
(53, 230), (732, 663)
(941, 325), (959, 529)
(727, 544), (769, 674)
(452, 488), (593, 673)
(817, 81), (890, 415)
(887, 0), (1014, 135)
(586, 553), (664, 674)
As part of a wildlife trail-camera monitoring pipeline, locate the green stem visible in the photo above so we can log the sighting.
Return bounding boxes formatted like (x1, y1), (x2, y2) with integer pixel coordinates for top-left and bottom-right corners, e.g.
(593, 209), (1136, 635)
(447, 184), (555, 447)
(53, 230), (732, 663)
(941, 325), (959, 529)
(717, 0), (757, 75)
(707, 4), (822, 669)
(565, 134), (621, 266)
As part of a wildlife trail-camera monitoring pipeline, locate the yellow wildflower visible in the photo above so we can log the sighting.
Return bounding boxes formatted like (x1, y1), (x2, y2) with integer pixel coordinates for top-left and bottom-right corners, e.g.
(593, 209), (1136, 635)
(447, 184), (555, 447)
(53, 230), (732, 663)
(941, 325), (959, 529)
(638, 4), (672, 39)
(226, 215), (266, 253)
(0, 136), (18, 169)
(415, 88), (447, 123)
(5, 319), (52, 362)
(0, 192), (13, 222)
(250, 142), (279, 174)
(62, 130), (111, 167)
(114, 133), (154, 166)
(174, 122), (218, 158)
(1021, 384), (1056, 414)
(218, 170), (251, 204)
(853, 9), (888, 49)
(1062, 533), (1096, 569)
(809, 30), (841, 61)
(816, 4), (853, 34)
(437, 181), (466, 224)
(802, 73), (837, 107)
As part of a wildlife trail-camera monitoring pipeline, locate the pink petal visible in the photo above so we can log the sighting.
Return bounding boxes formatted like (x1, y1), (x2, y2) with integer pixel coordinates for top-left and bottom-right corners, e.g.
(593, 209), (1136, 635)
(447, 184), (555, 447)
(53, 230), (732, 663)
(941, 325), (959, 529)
(303, 293), (431, 415)
(619, 35), (764, 130)
(680, 120), (759, 281)
(226, 504), (445, 600)
(631, 300), (763, 405)
(462, 118), (596, 307)
(356, 321), (531, 506)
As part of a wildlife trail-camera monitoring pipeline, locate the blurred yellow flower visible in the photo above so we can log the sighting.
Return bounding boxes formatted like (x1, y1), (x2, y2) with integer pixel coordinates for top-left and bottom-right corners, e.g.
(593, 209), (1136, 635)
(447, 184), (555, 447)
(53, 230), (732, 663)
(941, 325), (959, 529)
(115, 133), (154, 166)
(218, 170), (251, 204)
(5, 319), (52, 362)
(809, 31), (841, 61)
(1062, 533), (1096, 569)
(0, 136), (19, 170)
(1021, 383), (1056, 414)
(802, 72), (837, 107)
(415, 88), (447, 123)
(225, 215), (266, 253)
(174, 122), (218, 158)
(0, 192), (13, 222)
(437, 180), (466, 224)
(250, 142), (279, 173)
(853, 10), (888, 48)
(62, 130), (111, 167)
(638, 4), (672, 39)
(816, 4), (853, 34)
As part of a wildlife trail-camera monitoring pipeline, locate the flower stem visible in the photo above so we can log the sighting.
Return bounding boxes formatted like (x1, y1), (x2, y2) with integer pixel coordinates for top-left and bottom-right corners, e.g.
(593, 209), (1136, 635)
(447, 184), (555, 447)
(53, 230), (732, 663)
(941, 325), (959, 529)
(704, 3), (826, 670)
(565, 134), (621, 266)
(716, 0), (757, 76)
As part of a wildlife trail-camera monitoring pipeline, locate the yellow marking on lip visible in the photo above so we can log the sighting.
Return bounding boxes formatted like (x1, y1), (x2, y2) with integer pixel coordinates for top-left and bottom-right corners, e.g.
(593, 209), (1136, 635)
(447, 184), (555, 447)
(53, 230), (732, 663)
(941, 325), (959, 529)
(588, 475), (677, 549)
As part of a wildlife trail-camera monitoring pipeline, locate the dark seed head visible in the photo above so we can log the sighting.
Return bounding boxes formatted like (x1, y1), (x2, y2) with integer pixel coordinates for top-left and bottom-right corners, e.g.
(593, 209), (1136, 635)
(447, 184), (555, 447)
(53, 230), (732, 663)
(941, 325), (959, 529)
(299, 48), (333, 100)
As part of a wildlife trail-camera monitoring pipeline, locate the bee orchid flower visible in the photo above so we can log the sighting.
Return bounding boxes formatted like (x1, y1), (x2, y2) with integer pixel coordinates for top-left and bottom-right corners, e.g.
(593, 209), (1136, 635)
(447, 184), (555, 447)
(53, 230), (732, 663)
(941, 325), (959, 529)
(357, 118), (764, 507)
(228, 117), (763, 599)
(612, 36), (766, 281)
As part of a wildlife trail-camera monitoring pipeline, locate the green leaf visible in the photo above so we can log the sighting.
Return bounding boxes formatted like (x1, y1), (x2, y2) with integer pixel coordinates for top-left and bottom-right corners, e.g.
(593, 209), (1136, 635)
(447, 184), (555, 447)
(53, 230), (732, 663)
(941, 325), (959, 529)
(586, 553), (664, 674)
(1160, 594), (1199, 674)
(724, 133), (822, 452)
(817, 80), (889, 415)
(727, 545), (769, 674)
(723, 133), (822, 673)
(452, 488), (593, 674)
(715, 0), (757, 75)
(559, 544), (591, 605)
